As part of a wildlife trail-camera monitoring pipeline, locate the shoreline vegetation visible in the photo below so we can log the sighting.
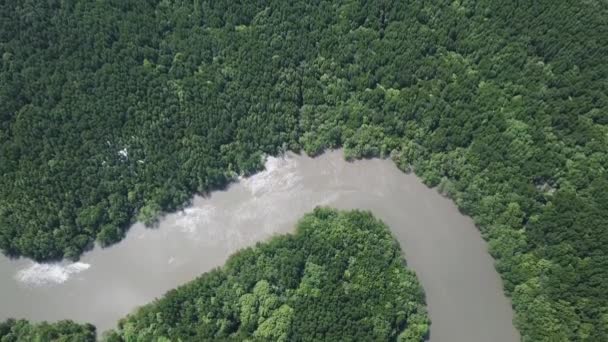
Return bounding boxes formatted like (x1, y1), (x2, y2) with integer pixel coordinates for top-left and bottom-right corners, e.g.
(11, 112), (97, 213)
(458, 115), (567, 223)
(1, 0), (606, 340)
(0, 319), (96, 342)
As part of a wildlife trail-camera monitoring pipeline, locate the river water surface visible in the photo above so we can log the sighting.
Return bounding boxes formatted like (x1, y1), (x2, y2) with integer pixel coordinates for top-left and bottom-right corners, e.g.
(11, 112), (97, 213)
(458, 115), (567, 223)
(0, 150), (518, 341)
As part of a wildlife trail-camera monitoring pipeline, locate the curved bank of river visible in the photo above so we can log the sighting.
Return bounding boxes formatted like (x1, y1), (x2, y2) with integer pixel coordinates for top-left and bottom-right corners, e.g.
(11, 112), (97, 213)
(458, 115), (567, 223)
(0, 150), (518, 341)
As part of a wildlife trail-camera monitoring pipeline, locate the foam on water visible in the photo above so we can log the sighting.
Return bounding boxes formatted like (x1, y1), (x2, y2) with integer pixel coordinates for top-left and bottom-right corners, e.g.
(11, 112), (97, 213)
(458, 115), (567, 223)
(16, 262), (91, 286)
(165, 154), (303, 247)
(174, 205), (216, 234)
(241, 155), (300, 196)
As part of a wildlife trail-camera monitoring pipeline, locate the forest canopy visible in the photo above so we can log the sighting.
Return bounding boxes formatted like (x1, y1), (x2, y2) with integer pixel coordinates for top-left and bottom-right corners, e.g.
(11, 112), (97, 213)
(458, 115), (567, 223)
(1, 0), (607, 340)
(0, 318), (96, 342)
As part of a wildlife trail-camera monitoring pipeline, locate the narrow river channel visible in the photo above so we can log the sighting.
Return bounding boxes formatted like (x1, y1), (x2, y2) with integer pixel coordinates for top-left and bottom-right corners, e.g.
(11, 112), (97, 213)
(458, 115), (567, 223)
(0, 150), (519, 341)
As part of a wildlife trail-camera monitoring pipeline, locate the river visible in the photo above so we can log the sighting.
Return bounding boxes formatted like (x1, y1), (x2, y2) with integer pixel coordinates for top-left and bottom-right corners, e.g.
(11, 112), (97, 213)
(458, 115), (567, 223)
(0, 150), (519, 341)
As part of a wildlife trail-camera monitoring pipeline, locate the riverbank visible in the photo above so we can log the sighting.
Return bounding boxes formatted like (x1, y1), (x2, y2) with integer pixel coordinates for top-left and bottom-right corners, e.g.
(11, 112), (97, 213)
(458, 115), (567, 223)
(0, 150), (518, 341)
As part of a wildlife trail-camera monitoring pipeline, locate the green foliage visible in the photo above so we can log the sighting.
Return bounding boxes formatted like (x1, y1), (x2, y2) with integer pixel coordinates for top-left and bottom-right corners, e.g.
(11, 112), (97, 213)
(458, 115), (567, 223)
(1, 0), (607, 340)
(0, 319), (95, 342)
(106, 208), (429, 341)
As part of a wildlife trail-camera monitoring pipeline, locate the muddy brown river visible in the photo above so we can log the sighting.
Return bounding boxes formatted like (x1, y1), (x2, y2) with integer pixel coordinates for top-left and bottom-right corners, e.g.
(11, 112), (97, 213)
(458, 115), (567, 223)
(0, 150), (519, 341)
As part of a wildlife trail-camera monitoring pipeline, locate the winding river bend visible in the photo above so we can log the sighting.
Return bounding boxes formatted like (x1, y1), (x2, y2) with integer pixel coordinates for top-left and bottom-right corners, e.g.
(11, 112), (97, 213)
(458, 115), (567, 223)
(0, 150), (518, 341)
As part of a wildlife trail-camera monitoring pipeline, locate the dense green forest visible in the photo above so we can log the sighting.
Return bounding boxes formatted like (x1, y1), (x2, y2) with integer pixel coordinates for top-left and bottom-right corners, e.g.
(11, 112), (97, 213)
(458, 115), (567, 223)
(0, 318), (95, 342)
(99, 208), (429, 341)
(1, 0), (607, 340)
